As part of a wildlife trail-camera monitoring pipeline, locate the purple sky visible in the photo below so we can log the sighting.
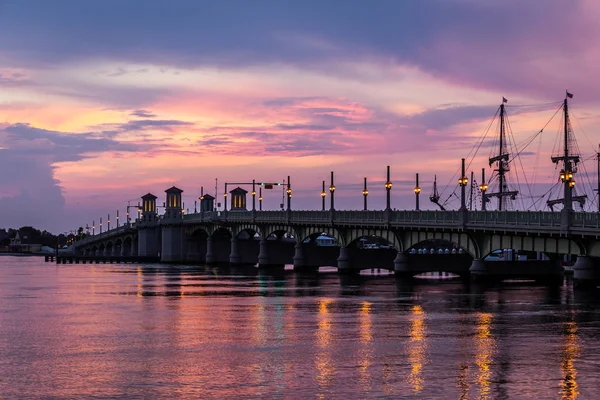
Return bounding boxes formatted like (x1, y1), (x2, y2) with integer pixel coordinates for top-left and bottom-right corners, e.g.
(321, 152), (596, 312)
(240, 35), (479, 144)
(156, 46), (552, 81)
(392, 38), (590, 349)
(1, 0), (599, 233)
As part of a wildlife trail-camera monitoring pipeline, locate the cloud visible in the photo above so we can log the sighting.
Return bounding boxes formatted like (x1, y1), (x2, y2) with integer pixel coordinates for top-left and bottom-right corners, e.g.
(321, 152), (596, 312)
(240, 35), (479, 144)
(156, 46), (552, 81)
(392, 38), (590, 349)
(0, 70), (32, 87)
(2, 123), (148, 162)
(0, 0), (597, 100)
(130, 109), (156, 118)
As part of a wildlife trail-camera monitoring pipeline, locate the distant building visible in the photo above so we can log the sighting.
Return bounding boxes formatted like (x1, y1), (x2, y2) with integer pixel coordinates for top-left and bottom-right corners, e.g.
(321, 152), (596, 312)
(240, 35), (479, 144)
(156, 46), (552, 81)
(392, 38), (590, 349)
(8, 232), (42, 253)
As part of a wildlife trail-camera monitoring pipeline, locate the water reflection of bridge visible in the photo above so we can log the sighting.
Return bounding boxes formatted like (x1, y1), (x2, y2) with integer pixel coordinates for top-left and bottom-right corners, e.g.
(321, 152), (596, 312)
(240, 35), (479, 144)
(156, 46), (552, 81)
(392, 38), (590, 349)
(116, 267), (589, 398)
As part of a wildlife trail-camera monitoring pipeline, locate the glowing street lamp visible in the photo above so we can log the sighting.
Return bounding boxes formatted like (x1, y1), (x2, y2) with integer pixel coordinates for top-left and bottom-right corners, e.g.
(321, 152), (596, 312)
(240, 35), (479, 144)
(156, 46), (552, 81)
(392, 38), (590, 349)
(321, 180), (326, 211)
(414, 173), (421, 211)
(480, 168), (489, 211)
(252, 179), (256, 212)
(385, 165), (392, 211)
(286, 175), (291, 211)
(362, 177), (368, 211)
(459, 158), (468, 210)
(329, 171), (335, 211)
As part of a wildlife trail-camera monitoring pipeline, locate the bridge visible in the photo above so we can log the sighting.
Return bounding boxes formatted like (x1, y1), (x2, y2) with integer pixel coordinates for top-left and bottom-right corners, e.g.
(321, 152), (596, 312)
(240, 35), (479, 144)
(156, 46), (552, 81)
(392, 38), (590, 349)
(68, 95), (600, 286)
(72, 185), (600, 286)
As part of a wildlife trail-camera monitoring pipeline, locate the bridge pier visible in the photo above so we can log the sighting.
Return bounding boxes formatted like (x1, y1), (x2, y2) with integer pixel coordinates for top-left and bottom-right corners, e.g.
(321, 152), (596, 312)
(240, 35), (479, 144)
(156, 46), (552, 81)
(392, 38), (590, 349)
(292, 243), (318, 273)
(185, 239), (205, 264)
(573, 255), (600, 287)
(258, 239), (270, 265)
(161, 225), (184, 263)
(205, 236), (233, 265)
(138, 226), (160, 258)
(205, 237), (216, 264)
(337, 247), (353, 274)
(394, 252), (411, 278)
(469, 258), (486, 277)
(229, 237), (241, 264)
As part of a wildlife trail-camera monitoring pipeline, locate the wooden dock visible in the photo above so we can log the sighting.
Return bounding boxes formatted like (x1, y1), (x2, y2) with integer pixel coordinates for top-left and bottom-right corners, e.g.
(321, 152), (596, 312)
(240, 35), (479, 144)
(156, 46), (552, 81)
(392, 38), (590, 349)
(45, 255), (159, 264)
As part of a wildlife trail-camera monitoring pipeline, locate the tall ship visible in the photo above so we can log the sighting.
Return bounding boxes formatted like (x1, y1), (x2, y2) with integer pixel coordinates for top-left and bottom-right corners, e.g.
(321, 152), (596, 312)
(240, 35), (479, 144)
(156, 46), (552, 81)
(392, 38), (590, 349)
(429, 92), (598, 212)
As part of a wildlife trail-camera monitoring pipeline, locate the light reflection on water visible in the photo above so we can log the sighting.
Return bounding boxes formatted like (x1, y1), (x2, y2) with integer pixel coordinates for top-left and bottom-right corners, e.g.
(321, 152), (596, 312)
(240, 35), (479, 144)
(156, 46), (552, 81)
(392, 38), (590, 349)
(408, 304), (427, 394)
(0, 257), (599, 399)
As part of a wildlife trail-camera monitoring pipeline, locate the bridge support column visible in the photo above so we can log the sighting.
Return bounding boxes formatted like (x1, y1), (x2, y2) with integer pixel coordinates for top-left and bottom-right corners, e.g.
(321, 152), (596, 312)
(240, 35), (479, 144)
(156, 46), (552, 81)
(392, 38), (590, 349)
(573, 256), (600, 287)
(104, 247), (111, 257)
(258, 239), (270, 265)
(229, 237), (241, 264)
(186, 240), (202, 264)
(394, 252), (411, 278)
(130, 243), (137, 257)
(205, 237), (216, 264)
(120, 245), (126, 257)
(469, 259), (486, 279)
(112, 245), (120, 257)
(291, 243), (316, 272)
(337, 247), (352, 273)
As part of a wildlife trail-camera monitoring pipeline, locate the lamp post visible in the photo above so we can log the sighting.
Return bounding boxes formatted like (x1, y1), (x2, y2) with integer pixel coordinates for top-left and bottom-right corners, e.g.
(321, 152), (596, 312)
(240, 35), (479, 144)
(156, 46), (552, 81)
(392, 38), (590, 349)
(321, 180), (326, 211)
(480, 168), (488, 211)
(362, 177), (368, 211)
(116, 210), (119, 228)
(252, 180), (256, 211)
(107, 214), (110, 231)
(223, 191), (228, 212)
(92, 220), (95, 236)
(286, 175), (291, 211)
(458, 158), (468, 210)
(414, 173), (421, 211)
(385, 165), (392, 211)
(200, 186), (204, 213)
(329, 172), (335, 211)
(100, 217), (103, 234)
(259, 188), (263, 211)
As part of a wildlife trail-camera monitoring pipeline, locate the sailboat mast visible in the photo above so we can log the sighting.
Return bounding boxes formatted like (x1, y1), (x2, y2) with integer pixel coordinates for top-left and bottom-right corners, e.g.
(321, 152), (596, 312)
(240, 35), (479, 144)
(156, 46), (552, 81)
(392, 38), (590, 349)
(469, 170), (474, 210)
(563, 97), (572, 212)
(498, 103), (505, 211)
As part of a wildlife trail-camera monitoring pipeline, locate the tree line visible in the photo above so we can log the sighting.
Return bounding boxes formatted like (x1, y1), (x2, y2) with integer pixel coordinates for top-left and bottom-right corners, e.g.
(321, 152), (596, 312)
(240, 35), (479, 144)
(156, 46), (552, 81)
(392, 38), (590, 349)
(0, 226), (86, 248)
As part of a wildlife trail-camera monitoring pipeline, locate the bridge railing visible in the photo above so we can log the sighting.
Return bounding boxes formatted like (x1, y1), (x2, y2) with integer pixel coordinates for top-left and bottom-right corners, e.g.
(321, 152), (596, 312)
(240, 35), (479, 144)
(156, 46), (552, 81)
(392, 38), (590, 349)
(572, 212), (600, 228)
(75, 224), (135, 246)
(333, 210), (385, 223)
(468, 211), (562, 226)
(392, 210), (460, 224)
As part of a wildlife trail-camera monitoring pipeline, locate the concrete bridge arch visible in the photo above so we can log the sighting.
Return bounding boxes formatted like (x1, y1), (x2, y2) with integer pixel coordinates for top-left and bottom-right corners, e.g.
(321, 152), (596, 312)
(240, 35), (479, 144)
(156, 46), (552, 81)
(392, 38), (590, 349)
(400, 230), (480, 258)
(297, 227), (345, 247)
(344, 228), (402, 251)
(477, 233), (583, 257)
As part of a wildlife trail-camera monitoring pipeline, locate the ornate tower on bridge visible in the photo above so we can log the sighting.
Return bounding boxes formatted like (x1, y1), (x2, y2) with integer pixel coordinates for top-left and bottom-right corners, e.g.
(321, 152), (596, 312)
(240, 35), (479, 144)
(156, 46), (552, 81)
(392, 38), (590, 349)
(138, 192), (160, 258)
(164, 186), (183, 219)
(200, 193), (215, 212)
(141, 193), (158, 222)
(230, 187), (248, 211)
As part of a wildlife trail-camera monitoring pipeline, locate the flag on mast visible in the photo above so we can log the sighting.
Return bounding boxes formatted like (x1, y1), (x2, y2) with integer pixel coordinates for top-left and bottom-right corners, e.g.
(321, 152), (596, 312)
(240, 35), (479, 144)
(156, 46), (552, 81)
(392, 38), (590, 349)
(502, 97), (508, 103)
(566, 91), (574, 99)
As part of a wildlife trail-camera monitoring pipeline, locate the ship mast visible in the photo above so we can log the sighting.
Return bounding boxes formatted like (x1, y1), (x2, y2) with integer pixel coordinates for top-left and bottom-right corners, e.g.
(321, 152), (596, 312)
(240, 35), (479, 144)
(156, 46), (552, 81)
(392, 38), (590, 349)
(483, 98), (518, 210)
(429, 175), (446, 210)
(548, 92), (586, 211)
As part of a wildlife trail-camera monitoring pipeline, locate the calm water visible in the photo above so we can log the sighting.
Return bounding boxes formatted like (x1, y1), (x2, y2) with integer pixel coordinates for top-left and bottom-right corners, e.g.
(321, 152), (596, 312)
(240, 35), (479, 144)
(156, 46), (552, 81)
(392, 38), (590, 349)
(1, 257), (599, 399)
